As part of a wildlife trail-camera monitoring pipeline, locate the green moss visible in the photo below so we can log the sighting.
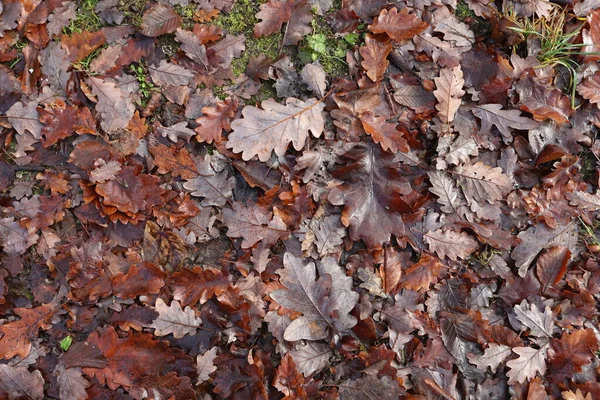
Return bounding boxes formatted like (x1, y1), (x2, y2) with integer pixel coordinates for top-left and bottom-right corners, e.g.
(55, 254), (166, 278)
(119, 0), (148, 28)
(175, 4), (199, 29)
(298, 15), (349, 77)
(63, 0), (102, 34)
(72, 44), (106, 73)
(455, 0), (476, 22)
(212, 0), (262, 34)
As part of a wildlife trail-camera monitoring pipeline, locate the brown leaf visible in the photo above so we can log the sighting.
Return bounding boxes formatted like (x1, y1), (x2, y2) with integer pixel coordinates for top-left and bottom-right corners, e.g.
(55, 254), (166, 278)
(329, 143), (412, 249)
(369, 7), (428, 42)
(150, 143), (198, 179)
(361, 112), (409, 154)
(359, 34), (392, 82)
(196, 347), (218, 385)
(516, 70), (572, 123)
(150, 298), (202, 338)
(222, 201), (289, 248)
(170, 266), (229, 307)
(0, 365), (45, 400)
(253, 0), (294, 37)
(401, 254), (445, 292)
(0, 303), (55, 359)
(434, 66), (465, 124)
(506, 345), (549, 385)
(274, 353), (307, 399)
(338, 375), (403, 399)
(54, 365), (89, 400)
(194, 98), (238, 143)
(536, 246), (570, 294)
(111, 262), (167, 300)
(140, 4), (182, 37)
(424, 229), (478, 261)
(577, 70), (600, 106)
(61, 30), (106, 63)
(270, 253), (359, 341)
(83, 327), (194, 391)
(227, 97), (325, 162)
(88, 76), (135, 133)
(549, 328), (598, 382)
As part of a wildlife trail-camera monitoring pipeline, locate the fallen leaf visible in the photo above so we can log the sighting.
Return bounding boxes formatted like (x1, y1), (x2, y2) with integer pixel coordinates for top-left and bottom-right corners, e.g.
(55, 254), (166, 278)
(140, 4), (182, 37)
(434, 66), (465, 124)
(227, 97), (325, 162)
(271, 253), (359, 341)
(368, 7), (428, 42)
(151, 298), (202, 338)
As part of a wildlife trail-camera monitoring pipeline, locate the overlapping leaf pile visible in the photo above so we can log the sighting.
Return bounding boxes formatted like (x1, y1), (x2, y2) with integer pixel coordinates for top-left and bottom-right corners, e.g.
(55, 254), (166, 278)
(1, 0), (600, 398)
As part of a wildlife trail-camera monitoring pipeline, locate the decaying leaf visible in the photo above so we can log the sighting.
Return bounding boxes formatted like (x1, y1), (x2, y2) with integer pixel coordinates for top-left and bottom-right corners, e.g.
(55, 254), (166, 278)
(150, 298), (202, 338)
(227, 98), (325, 162)
(270, 253), (359, 341)
(434, 66), (465, 124)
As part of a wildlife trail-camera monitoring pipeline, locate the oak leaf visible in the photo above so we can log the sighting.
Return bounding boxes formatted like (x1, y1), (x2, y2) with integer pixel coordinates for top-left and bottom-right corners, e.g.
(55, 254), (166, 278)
(506, 344), (549, 385)
(88, 76), (135, 133)
(170, 266), (229, 307)
(271, 253), (359, 341)
(274, 353), (307, 399)
(289, 341), (332, 376)
(514, 300), (553, 343)
(83, 327), (195, 391)
(0, 365), (45, 400)
(434, 66), (465, 124)
(196, 347), (218, 385)
(111, 262), (167, 300)
(368, 7), (428, 42)
(359, 34), (392, 82)
(151, 298), (202, 338)
(253, 0), (294, 37)
(424, 229), (478, 261)
(150, 143), (198, 179)
(194, 98), (237, 143)
(328, 143), (412, 249)
(338, 375), (403, 399)
(148, 60), (194, 87)
(467, 343), (512, 373)
(227, 97), (325, 162)
(0, 302), (56, 360)
(472, 104), (539, 142)
(222, 201), (289, 248)
(54, 365), (89, 400)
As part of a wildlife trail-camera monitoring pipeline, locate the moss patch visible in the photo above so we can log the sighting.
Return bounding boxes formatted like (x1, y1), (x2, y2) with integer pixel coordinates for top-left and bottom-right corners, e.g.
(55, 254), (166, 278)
(119, 0), (148, 28)
(63, 0), (102, 34)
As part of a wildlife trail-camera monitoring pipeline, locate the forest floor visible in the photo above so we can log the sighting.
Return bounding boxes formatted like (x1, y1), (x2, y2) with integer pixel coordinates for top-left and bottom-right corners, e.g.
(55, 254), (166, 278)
(1, 0), (600, 399)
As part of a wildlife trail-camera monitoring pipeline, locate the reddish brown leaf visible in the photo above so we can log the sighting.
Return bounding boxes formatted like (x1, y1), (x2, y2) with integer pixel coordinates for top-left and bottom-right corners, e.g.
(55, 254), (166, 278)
(194, 98), (238, 143)
(150, 143), (198, 179)
(111, 262), (167, 300)
(170, 266), (229, 307)
(535, 246), (570, 294)
(369, 7), (428, 42)
(61, 30), (106, 63)
(274, 353), (307, 399)
(401, 254), (445, 292)
(549, 329), (598, 382)
(0, 302), (55, 359)
(359, 34), (392, 82)
(39, 100), (96, 147)
(361, 112), (409, 154)
(516, 70), (573, 123)
(329, 143), (412, 249)
(83, 327), (194, 391)
(253, 0), (294, 38)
